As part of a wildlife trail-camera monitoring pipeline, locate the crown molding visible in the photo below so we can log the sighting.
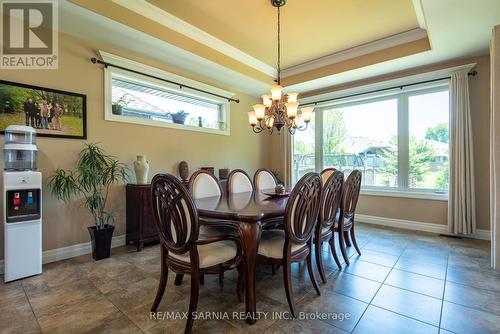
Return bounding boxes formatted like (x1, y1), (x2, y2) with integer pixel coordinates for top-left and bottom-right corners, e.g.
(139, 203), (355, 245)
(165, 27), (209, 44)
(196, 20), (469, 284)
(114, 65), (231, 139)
(281, 28), (429, 78)
(110, 0), (277, 78)
(412, 0), (428, 29)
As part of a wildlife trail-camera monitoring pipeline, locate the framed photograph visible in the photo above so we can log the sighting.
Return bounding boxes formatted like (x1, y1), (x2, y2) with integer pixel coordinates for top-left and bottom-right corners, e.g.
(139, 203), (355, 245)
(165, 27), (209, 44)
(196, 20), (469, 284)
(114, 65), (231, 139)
(0, 80), (87, 139)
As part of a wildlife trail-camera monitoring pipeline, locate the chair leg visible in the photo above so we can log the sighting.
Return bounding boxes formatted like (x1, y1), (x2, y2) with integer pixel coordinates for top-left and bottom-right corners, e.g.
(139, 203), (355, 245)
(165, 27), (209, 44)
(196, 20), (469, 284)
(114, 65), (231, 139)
(236, 263), (245, 303)
(350, 227), (361, 255)
(271, 265), (276, 275)
(338, 230), (350, 266)
(151, 249), (168, 312)
(344, 230), (352, 247)
(283, 261), (296, 318)
(315, 238), (327, 284)
(185, 271), (200, 334)
(219, 272), (224, 284)
(200, 274), (204, 285)
(307, 252), (321, 296)
(328, 237), (342, 269)
(175, 274), (184, 286)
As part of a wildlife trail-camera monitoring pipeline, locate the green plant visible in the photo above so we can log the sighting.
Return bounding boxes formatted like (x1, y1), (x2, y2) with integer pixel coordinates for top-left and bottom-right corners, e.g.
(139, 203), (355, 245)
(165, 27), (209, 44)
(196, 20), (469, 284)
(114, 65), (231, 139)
(49, 143), (128, 229)
(113, 94), (130, 108)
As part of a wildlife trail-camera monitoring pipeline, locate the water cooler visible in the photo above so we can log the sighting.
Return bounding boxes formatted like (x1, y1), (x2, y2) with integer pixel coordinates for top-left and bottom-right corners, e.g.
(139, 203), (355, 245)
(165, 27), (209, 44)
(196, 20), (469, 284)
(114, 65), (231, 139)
(3, 126), (42, 282)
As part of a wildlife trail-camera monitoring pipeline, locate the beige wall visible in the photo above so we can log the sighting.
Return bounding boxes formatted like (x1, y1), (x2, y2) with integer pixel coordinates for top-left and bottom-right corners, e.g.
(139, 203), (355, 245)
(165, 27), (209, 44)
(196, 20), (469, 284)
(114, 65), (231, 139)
(0, 33), (269, 259)
(270, 55), (491, 230)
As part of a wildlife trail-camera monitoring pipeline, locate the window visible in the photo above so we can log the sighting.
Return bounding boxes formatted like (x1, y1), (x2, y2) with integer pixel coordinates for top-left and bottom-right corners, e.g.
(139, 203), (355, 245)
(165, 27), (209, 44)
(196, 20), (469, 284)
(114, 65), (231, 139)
(292, 83), (449, 196)
(104, 60), (230, 135)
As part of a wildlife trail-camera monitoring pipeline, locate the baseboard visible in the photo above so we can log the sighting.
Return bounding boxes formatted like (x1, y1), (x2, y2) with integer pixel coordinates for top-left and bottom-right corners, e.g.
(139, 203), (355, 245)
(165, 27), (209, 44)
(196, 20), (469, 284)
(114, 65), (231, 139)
(356, 214), (491, 241)
(0, 234), (126, 275)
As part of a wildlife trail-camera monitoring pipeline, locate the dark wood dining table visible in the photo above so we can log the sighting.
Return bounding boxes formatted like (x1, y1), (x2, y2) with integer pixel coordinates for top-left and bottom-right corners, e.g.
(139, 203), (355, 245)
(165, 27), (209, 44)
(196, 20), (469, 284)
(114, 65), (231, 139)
(193, 191), (288, 325)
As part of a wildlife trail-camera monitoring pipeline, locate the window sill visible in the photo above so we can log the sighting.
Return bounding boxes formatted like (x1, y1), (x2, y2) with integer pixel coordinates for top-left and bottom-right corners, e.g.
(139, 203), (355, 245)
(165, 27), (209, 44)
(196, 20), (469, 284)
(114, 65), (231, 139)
(360, 189), (448, 201)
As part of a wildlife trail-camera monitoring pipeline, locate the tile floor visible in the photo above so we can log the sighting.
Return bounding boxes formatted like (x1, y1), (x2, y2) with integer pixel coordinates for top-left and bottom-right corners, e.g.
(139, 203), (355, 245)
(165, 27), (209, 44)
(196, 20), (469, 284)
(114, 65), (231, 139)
(1, 224), (499, 334)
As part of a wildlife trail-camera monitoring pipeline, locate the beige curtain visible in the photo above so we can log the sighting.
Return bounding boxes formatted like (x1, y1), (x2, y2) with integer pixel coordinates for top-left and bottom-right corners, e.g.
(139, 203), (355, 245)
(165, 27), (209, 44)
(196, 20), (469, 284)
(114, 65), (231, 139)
(490, 25), (500, 269)
(280, 131), (292, 186)
(449, 70), (476, 235)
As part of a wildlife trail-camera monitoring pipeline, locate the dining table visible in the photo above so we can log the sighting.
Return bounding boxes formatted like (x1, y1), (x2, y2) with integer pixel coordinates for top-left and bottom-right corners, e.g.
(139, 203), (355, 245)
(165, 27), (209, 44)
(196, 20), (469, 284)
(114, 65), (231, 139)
(193, 190), (289, 325)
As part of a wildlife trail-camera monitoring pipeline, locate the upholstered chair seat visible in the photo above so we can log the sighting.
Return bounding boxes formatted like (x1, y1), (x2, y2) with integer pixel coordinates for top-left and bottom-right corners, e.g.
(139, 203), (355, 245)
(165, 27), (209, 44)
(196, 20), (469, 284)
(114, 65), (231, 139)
(169, 240), (238, 268)
(258, 229), (307, 259)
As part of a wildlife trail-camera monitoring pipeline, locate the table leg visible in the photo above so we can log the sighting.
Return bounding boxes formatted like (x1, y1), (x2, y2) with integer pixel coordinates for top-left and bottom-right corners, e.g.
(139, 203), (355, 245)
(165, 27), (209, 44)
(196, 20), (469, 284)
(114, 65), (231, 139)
(238, 221), (262, 325)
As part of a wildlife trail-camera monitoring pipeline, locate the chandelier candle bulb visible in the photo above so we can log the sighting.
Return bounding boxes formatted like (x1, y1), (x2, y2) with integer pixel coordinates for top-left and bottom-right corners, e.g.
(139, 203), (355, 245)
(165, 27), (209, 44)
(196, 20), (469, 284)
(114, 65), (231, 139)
(285, 102), (299, 119)
(262, 94), (272, 108)
(266, 117), (275, 128)
(271, 85), (283, 101)
(287, 93), (299, 103)
(247, 111), (258, 126)
(301, 107), (314, 122)
(252, 104), (266, 120)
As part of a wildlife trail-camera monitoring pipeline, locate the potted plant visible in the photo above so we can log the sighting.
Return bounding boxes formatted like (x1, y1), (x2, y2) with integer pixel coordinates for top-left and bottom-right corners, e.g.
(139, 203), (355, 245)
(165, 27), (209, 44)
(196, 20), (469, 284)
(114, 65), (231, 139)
(49, 143), (128, 260)
(112, 94), (129, 115)
(170, 110), (189, 124)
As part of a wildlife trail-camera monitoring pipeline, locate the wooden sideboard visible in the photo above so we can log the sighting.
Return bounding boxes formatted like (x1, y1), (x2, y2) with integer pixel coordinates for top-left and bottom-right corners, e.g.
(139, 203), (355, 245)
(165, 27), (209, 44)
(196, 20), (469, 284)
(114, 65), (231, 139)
(126, 184), (158, 251)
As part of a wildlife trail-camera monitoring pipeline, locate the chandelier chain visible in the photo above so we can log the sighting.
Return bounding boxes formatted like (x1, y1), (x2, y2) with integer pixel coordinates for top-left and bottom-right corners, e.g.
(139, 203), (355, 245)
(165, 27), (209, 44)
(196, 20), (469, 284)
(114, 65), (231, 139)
(277, 5), (281, 85)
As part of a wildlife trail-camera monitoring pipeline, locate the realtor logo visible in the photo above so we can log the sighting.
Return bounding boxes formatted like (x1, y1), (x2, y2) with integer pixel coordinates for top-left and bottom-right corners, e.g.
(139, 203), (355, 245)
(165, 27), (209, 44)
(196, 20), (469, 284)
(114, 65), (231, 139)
(1, 0), (58, 69)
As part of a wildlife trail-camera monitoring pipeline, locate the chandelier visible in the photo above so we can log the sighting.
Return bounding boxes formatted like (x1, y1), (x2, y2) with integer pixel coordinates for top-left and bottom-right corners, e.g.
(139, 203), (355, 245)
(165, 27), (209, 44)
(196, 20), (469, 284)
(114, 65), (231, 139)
(248, 0), (313, 135)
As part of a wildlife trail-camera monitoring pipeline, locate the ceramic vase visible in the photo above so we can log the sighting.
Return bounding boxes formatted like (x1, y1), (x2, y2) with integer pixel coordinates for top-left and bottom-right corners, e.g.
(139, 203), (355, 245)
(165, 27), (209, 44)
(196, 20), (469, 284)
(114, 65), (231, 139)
(134, 155), (149, 184)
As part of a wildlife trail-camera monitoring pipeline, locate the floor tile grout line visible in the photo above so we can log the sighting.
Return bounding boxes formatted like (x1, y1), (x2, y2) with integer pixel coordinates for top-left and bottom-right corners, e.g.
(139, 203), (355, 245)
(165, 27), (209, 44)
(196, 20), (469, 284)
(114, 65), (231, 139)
(349, 238), (408, 333)
(20, 282), (45, 333)
(438, 247), (450, 331)
(86, 276), (147, 334)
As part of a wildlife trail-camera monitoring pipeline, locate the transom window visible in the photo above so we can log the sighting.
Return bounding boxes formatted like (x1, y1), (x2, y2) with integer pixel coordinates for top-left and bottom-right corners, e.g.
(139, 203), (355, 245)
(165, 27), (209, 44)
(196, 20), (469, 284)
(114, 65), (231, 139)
(293, 83), (450, 196)
(104, 63), (230, 135)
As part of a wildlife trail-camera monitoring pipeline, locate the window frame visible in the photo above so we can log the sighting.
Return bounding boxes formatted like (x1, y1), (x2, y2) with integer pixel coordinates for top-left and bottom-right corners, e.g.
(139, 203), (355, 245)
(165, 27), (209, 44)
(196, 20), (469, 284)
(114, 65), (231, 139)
(293, 82), (450, 201)
(103, 59), (231, 136)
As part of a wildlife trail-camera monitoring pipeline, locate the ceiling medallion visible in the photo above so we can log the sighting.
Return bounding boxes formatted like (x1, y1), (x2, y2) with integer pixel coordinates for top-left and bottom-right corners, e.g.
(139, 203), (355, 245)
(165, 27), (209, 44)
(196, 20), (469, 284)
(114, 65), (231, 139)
(248, 0), (313, 135)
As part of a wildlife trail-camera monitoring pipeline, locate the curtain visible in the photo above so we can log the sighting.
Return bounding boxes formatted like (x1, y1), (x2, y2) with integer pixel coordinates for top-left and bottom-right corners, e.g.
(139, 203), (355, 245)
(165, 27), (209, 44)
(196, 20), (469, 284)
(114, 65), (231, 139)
(448, 70), (476, 234)
(490, 25), (500, 269)
(280, 131), (292, 186)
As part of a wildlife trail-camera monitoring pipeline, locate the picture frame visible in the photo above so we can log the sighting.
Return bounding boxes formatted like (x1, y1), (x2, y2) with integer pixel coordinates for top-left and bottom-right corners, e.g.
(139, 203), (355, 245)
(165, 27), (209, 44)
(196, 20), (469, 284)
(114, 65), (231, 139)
(0, 80), (87, 139)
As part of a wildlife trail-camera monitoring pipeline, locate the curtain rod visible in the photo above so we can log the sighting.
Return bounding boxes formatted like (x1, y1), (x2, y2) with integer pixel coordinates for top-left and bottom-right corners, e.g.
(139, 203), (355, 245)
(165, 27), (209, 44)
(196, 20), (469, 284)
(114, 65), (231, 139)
(90, 58), (240, 103)
(300, 70), (478, 107)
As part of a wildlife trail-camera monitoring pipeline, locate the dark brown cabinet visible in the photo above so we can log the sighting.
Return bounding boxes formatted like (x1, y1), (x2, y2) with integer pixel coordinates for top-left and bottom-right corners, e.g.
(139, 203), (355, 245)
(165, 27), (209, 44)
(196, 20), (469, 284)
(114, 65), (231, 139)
(126, 184), (158, 251)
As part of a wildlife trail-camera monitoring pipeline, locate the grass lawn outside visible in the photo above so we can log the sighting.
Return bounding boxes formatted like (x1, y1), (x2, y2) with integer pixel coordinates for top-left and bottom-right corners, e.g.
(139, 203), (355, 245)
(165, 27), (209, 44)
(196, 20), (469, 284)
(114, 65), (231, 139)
(0, 112), (84, 137)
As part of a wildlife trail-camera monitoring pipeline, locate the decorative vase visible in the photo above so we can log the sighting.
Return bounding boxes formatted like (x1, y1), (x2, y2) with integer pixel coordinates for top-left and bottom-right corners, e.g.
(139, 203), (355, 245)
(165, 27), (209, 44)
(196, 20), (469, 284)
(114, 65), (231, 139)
(134, 155), (149, 184)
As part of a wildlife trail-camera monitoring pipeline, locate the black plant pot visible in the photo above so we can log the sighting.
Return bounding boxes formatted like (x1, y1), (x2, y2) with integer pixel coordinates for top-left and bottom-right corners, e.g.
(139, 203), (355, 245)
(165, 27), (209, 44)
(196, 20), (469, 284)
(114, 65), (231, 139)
(112, 104), (123, 115)
(88, 224), (115, 261)
(171, 114), (187, 124)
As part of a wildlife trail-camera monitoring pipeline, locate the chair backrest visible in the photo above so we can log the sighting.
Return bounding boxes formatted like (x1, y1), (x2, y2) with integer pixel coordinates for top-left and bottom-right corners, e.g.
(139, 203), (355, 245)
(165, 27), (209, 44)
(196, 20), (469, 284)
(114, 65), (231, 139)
(151, 173), (198, 255)
(189, 170), (222, 199)
(320, 168), (337, 186)
(227, 169), (254, 194)
(284, 172), (322, 244)
(342, 170), (362, 219)
(254, 168), (278, 191)
(320, 170), (344, 230)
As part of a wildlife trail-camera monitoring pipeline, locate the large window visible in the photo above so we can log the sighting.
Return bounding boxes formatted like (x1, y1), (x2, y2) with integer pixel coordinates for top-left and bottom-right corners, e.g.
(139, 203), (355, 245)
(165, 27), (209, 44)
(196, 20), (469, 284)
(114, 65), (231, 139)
(292, 83), (449, 196)
(103, 56), (230, 135)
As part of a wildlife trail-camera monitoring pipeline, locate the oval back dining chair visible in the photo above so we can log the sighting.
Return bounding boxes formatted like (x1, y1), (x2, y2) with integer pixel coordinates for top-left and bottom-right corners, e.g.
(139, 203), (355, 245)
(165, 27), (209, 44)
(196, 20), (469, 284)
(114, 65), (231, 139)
(320, 167), (337, 186)
(336, 170), (362, 265)
(150, 173), (243, 334)
(257, 172), (322, 318)
(315, 170), (344, 283)
(188, 170), (223, 199)
(253, 168), (278, 192)
(227, 169), (254, 194)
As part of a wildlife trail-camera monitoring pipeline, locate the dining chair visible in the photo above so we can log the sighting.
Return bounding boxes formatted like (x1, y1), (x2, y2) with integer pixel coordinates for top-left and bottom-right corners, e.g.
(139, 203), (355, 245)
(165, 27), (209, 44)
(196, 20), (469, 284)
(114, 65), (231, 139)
(189, 170), (223, 199)
(227, 169), (254, 193)
(253, 168), (278, 192)
(150, 173), (244, 334)
(188, 170), (237, 284)
(320, 167), (337, 185)
(315, 169), (344, 283)
(336, 170), (362, 265)
(257, 172), (322, 317)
